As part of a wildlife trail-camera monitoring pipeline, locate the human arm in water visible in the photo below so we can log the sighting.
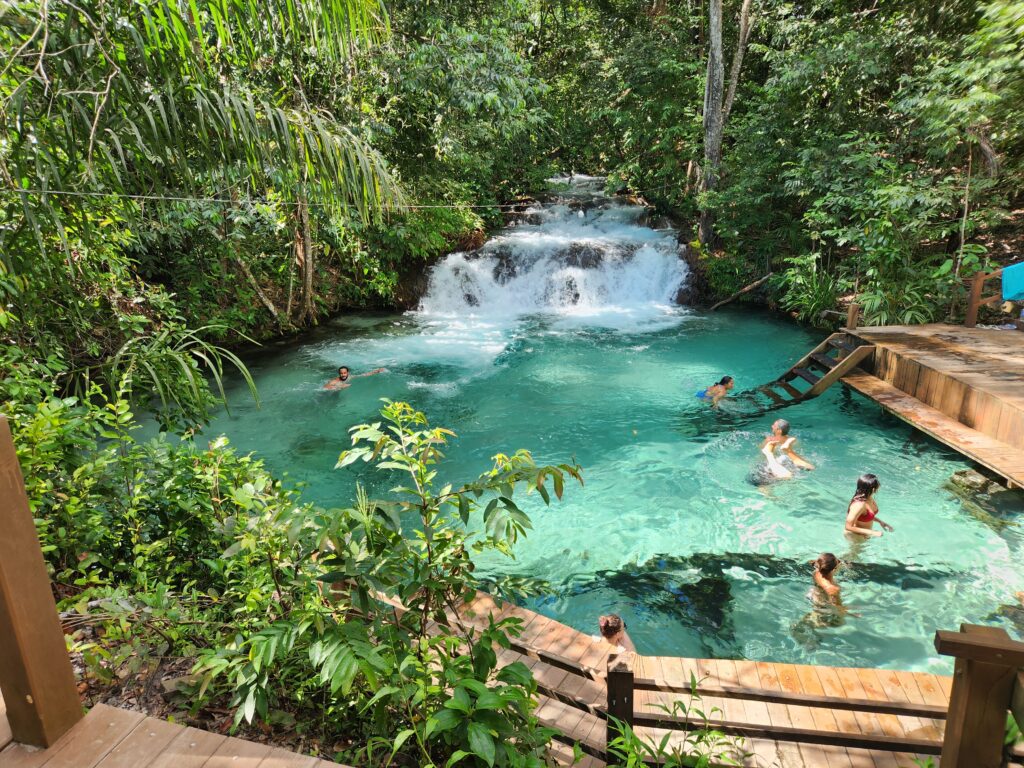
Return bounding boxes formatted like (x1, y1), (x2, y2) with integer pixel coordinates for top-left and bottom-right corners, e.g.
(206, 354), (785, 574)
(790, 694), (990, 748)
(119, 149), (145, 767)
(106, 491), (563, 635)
(709, 385), (728, 408)
(781, 437), (815, 470)
(761, 442), (793, 478)
(844, 500), (893, 536)
(323, 368), (386, 390)
(813, 570), (841, 601)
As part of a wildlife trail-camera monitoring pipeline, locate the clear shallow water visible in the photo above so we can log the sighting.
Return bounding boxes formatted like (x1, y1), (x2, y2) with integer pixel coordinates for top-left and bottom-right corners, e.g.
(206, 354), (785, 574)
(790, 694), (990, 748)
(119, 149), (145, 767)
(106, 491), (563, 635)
(198, 179), (1024, 672)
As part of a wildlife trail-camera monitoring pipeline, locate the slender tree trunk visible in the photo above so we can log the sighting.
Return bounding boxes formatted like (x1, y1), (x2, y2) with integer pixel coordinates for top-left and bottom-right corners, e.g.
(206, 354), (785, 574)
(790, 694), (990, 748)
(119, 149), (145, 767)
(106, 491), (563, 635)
(723, 0), (754, 124)
(296, 191), (315, 324)
(699, 0), (724, 246)
(234, 255), (282, 327)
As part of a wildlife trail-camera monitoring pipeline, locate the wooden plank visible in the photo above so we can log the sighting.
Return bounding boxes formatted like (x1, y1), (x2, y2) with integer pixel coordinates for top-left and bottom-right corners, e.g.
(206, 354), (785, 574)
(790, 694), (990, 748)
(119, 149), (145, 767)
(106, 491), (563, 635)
(793, 664), (853, 768)
(752, 662), (805, 768)
(841, 371), (1024, 487)
(1, 705), (144, 768)
(1011, 671), (1024, 732)
(0, 416), (84, 747)
(774, 663), (841, 766)
(93, 717), (181, 768)
(147, 725), (228, 768)
(1, 692), (12, 751)
(256, 747), (319, 768)
(203, 735), (273, 767)
(934, 628), (1024, 666)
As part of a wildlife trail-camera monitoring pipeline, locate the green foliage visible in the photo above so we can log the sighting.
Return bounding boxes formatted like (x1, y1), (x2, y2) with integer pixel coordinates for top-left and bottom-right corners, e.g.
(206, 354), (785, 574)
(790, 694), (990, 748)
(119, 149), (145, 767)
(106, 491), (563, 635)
(774, 254), (847, 327)
(606, 681), (751, 767)
(537, 0), (1024, 320)
(186, 401), (582, 766)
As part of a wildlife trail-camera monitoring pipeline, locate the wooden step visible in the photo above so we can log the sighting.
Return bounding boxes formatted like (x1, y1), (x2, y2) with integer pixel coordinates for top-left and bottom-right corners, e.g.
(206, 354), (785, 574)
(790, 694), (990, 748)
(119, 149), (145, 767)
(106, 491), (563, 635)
(827, 335), (859, 353)
(810, 352), (837, 370)
(777, 380), (803, 399)
(759, 386), (787, 405)
(792, 367), (820, 385)
(842, 371), (1024, 489)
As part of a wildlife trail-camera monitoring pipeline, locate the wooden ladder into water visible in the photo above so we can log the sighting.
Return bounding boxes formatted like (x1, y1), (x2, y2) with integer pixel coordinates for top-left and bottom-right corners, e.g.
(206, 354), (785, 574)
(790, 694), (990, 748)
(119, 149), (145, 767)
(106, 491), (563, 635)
(756, 332), (875, 407)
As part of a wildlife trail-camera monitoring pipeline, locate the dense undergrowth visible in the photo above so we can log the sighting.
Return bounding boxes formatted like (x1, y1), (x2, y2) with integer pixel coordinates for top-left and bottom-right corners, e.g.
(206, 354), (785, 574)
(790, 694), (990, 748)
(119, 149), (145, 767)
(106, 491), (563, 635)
(3, 0), (1024, 764)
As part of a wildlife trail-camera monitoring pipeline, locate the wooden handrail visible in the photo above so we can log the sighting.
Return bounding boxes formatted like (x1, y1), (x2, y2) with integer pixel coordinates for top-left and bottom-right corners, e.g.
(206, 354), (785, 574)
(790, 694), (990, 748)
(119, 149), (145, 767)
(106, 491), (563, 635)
(935, 623), (1024, 768)
(965, 268), (1005, 328)
(0, 415), (83, 746)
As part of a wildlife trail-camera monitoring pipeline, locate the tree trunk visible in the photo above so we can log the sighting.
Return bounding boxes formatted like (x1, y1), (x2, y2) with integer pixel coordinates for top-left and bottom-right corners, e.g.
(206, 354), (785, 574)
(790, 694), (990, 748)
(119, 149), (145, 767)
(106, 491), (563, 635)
(233, 255), (282, 328)
(699, 0), (724, 247)
(297, 192), (315, 324)
(723, 0), (754, 124)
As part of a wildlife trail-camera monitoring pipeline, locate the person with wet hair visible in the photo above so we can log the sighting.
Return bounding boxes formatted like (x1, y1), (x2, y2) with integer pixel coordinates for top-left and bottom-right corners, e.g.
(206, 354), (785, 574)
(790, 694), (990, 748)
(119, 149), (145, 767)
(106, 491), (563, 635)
(844, 473), (894, 537)
(323, 365), (386, 390)
(696, 375), (734, 407)
(595, 613), (635, 653)
(812, 553), (842, 601)
(759, 418), (815, 479)
(792, 552), (851, 647)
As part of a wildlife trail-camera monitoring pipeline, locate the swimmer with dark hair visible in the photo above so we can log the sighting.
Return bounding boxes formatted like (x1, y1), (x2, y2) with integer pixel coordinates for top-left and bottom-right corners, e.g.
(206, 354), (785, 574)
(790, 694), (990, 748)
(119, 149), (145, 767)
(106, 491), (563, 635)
(323, 365), (386, 390)
(696, 375), (734, 408)
(595, 614), (636, 653)
(812, 553), (842, 601)
(844, 473), (894, 537)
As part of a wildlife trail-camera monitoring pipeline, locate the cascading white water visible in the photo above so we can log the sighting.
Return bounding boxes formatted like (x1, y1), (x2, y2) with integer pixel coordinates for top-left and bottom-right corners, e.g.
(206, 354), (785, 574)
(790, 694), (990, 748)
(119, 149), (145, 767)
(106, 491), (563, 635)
(418, 176), (689, 319)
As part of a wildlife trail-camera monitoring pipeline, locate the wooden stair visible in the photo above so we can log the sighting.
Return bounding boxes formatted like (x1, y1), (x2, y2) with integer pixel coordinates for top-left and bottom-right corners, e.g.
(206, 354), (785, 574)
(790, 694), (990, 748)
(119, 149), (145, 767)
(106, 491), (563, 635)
(754, 332), (875, 407)
(841, 370), (1024, 489)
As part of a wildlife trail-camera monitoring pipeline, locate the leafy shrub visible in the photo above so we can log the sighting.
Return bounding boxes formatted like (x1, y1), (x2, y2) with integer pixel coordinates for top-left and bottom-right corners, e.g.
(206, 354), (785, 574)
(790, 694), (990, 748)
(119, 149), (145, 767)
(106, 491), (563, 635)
(190, 401), (583, 766)
(774, 254), (848, 327)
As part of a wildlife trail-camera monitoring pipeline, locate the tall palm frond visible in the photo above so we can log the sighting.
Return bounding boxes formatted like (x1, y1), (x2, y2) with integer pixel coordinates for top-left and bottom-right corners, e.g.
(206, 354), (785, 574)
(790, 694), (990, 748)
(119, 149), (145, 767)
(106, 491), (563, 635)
(0, 0), (402, 261)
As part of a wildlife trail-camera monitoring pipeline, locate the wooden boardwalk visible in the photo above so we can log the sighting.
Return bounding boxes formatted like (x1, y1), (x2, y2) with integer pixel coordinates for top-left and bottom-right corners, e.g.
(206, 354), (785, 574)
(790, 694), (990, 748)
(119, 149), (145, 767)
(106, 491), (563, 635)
(845, 324), (1024, 488)
(462, 592), (953, 767)
(0, 699), (349, 768)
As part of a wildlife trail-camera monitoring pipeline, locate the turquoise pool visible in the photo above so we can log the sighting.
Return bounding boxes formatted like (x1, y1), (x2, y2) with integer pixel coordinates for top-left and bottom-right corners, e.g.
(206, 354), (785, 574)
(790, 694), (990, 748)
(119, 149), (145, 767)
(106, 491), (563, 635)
(198, 179), (1024, 672)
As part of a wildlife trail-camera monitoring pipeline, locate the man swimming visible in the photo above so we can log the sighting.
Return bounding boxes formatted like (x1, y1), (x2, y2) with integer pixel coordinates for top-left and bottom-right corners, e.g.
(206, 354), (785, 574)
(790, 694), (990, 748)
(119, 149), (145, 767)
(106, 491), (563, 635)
(323, 366), (386, 390)
(759, 418), (814, 479)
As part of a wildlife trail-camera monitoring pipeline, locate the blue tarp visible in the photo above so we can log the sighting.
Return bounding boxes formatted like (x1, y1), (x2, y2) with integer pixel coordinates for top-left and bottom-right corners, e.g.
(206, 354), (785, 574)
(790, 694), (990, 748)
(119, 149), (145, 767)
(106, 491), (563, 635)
(1003, 261), (1024, 301)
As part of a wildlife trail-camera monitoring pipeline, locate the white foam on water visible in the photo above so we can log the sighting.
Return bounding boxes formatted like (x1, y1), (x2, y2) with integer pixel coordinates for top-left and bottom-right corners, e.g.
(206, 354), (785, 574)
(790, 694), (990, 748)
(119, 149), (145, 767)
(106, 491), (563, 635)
(416, 177), (690, 337)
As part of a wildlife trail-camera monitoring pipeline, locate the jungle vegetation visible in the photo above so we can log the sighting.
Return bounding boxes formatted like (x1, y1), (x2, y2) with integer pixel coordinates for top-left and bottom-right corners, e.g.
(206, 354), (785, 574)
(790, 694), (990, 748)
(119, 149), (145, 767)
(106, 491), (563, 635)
(2, 0), (1023, 765)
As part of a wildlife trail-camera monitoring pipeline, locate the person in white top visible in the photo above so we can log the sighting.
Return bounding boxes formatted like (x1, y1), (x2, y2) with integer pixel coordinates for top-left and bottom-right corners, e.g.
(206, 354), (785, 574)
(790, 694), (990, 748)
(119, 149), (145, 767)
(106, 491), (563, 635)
(760, 418), (815, 479)
(595, 614), (636, 653)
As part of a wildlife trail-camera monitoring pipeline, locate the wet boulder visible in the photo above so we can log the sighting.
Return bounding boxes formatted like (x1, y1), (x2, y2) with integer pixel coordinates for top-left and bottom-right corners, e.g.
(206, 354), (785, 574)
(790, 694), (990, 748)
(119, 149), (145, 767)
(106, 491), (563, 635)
(562, 242), (606, 269)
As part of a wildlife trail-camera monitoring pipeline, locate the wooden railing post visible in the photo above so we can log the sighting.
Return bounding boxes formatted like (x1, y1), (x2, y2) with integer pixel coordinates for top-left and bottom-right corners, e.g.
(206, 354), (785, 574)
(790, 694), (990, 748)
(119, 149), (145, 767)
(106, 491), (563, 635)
(606, 651), (635, 750)
(845, 303), (861, 331)
(934, 624), (1024, 768)
(965, 272), (987, 328)
(0, 415), (83, 746)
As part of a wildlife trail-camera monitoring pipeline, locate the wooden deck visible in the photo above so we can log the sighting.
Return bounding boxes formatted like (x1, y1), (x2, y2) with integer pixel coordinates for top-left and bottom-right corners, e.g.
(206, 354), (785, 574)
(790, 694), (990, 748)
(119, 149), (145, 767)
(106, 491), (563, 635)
(462, 592), (953, 767)
(846, 324), (1024, 488)
(0, 701), (349, 768)
(0, 592), (967, 768)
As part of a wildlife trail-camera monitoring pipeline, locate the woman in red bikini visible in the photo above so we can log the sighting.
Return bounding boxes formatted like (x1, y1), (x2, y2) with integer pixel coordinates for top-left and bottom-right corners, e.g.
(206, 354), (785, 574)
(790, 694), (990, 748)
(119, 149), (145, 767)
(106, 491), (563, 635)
(844, 473), (894, 537)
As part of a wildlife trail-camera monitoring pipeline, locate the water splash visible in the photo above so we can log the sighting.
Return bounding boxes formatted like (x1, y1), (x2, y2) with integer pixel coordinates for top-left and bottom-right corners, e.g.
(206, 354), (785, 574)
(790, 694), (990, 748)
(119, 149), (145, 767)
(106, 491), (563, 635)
(418, 176), (689, 323)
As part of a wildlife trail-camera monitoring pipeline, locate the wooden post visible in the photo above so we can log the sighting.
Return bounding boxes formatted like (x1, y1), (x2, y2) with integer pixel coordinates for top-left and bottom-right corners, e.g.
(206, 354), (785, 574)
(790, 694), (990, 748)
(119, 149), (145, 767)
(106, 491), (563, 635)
(0, 415), (83, 746)
(934, 624), (1024, 768)
(965, 272), (987, 328)
(1012, 671), (1024, 733)
(605, 651), (635, 749)
(845, 303), (861, 331)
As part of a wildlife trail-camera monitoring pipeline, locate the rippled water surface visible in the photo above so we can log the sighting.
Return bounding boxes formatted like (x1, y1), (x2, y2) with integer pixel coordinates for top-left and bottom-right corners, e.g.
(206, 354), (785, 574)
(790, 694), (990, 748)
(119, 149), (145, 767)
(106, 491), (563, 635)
(202, 178), (1024, 672)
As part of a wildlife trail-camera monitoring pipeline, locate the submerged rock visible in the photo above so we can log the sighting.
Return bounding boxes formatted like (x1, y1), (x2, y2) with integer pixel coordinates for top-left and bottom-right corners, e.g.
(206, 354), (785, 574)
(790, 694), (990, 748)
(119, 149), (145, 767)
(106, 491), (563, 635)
(950, 469), (1003, 495)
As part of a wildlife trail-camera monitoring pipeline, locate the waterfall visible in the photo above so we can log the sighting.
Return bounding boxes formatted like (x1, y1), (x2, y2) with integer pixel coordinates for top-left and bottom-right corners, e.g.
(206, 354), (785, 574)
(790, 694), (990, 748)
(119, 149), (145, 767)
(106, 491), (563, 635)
(418, 176), (689, 319)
